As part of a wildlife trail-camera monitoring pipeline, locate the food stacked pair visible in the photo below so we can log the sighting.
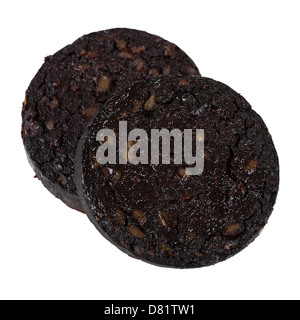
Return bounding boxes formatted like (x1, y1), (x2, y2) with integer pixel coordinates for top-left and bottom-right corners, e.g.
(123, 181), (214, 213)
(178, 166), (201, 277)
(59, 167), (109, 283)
(22, 28), (279, 268)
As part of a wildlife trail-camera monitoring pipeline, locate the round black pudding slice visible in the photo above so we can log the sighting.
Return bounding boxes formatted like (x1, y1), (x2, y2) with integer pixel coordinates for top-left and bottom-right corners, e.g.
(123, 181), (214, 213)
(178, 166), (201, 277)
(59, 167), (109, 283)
(75, 76), (279, 268)
(21, 28), (200, 212)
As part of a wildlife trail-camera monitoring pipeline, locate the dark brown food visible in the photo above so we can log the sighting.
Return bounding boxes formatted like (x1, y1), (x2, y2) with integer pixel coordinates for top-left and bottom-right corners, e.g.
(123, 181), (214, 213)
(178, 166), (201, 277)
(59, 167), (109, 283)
(75, 76), (279, 268)
(21, 28), (200, 212)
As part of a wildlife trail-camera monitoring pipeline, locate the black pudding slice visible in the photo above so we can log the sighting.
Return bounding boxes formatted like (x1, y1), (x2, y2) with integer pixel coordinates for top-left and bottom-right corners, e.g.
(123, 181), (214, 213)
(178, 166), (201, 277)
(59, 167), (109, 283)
(75, 76), (279, 268)
(21, 28), (200, 212)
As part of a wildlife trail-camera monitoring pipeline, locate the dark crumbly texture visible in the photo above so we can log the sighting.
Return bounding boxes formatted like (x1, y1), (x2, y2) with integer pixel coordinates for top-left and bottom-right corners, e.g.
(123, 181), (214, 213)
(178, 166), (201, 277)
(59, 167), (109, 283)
(76, 76), (279, 269)
(21, 28), (200, 212)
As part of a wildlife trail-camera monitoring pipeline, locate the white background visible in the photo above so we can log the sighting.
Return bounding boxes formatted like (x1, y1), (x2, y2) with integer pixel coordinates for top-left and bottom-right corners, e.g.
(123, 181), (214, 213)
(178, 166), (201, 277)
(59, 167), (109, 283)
(0, 0), (299, 300)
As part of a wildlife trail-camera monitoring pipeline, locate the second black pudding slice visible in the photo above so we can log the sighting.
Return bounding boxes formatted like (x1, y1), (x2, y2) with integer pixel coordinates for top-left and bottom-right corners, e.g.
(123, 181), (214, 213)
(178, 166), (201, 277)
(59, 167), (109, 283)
(21, 28), (200, 212)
